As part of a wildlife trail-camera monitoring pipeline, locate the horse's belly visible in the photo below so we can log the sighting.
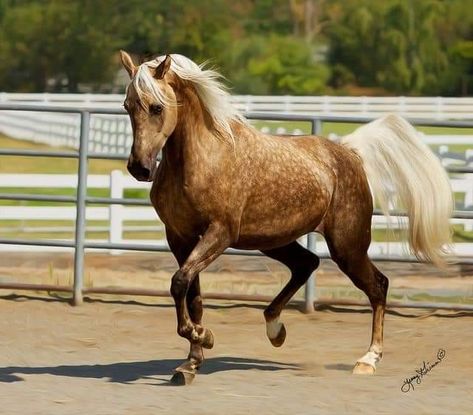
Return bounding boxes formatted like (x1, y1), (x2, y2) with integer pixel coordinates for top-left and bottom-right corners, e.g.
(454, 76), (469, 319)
(235, 201), (328, 250)
(234, 166), (332, 250)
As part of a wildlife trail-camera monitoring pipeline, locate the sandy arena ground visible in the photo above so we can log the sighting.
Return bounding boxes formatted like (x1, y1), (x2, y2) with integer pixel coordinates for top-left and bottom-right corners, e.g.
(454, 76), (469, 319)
(0, 252), (472, 414)
(0, 296), (472, 414)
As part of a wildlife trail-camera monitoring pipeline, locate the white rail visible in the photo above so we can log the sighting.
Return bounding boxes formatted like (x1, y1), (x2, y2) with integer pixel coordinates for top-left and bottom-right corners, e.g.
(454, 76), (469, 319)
(1, 94), (472, 155)
(1, 93), (473, 119)
(0, 171), (158, 245)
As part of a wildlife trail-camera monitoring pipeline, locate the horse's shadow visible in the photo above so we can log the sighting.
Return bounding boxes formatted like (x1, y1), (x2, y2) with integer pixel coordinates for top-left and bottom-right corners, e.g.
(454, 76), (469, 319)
(0, 356), (299, 385)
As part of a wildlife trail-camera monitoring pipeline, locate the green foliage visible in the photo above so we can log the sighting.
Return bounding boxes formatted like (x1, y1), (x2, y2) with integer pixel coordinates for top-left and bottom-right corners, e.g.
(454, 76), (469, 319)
(327, 0), (473, 95)
(0, 0), (122, 91)
(227, 34), (330, 94)
(0, 0), (471, 95)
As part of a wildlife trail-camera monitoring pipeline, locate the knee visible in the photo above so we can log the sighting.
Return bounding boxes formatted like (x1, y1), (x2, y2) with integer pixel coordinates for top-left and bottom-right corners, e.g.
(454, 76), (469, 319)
(171, 270), (189, 299)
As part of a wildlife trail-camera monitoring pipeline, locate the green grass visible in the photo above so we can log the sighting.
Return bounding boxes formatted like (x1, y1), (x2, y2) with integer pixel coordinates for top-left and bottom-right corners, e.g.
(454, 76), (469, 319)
(0, 134), (148, 205)
(0, 219), (164, 240)
(0, 187), (149, 206)
(250, 120), (473, 140)
(372, 225), (473, 243)
(0, 134), (126, 174)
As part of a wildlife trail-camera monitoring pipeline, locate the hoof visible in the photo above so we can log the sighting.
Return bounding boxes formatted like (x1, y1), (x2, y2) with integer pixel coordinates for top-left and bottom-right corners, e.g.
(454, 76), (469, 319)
(269, 323), (286, 348)
(352, 362), (376, 375)
(201, 328), (214, 349)
(170, 370), (196, 386)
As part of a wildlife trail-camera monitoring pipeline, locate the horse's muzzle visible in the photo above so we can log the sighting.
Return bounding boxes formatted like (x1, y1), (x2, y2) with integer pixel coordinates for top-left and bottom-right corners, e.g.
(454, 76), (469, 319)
(127, 158), (155, 182)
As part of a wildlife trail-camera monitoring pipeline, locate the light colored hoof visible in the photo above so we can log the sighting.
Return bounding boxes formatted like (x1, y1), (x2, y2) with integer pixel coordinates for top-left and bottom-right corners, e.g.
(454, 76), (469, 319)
(170, 370), (196, 386)
(269, 323), (286, 348)
(202, 328), (214, 349)
(352, 362), (376, 375)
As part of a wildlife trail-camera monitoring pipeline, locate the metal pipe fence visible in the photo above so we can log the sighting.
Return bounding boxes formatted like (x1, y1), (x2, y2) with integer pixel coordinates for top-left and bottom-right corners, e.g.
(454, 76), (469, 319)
(1, 103), (473, 311)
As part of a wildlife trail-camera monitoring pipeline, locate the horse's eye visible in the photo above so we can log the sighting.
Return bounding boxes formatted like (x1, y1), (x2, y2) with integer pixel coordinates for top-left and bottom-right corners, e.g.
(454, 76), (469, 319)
(149, 104), (163, 115)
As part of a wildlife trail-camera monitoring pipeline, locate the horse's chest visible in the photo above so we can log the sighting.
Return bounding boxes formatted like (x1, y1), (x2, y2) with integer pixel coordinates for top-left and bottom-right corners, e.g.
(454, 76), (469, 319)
(150, 180), (205, 239)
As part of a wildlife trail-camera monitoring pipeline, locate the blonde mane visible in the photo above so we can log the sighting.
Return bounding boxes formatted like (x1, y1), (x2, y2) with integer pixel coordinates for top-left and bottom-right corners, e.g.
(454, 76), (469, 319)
(132, 54), (247, 140)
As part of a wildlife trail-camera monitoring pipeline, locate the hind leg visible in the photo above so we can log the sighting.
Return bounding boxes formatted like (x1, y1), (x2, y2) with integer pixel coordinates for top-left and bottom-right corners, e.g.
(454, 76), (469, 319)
(262, 241), (320, 347)
(324, 221), (389, 375)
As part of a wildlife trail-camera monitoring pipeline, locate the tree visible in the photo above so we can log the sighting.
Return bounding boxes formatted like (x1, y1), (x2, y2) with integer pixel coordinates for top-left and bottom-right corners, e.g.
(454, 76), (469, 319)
(0, 0), (122, 91)
(0, 0), (470, 95)
(327, 0), (473, 95)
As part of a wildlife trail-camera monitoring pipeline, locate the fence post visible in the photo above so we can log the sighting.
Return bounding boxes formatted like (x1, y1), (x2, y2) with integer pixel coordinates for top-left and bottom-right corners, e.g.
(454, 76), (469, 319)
(438, 145), (449, 167)
(304, 118), (323, 313)
(109, 170), (124, 247)
(73, 111), (90, 306)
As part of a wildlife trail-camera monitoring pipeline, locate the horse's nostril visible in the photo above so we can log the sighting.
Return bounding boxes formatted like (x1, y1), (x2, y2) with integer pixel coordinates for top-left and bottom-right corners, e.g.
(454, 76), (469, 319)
(128, 160), (151, 181)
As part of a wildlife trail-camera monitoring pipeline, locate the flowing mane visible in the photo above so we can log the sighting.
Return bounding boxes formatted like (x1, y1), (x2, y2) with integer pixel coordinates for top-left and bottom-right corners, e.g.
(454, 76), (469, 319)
(132, 54), (247, 140)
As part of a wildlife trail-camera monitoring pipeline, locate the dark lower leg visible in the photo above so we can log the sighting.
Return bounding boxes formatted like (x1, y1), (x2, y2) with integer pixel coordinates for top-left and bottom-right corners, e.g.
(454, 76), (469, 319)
(170, 271), (213, 349)
(262, 242), (320, 346)
(167, 234), (205, 369)
(171, 224), (228, 348)
(186, 275), (204, 366)
(171, 274), (207, 385)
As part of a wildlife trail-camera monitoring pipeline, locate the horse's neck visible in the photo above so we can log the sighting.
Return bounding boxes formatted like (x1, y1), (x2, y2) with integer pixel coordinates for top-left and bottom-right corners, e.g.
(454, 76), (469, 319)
(162, 86), (224, 168)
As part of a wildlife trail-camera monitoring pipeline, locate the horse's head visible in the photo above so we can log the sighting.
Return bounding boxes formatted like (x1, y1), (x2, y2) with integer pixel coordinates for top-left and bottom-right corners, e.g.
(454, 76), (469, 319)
(120, 51), (178, 182)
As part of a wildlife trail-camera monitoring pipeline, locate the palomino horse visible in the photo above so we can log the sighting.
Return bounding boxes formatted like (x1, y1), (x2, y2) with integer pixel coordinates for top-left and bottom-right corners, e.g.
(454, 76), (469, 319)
(119, 51), (452, 385)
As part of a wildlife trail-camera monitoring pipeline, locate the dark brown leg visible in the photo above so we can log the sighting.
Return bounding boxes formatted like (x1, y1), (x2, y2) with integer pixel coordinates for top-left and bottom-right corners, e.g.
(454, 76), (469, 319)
(171, 275), (206, 385)
(167, 232), (205, 385)
(262, 241), (320, 347)
(324, 225), (389, 375)
(186, 274), (204, 361)
(168, 223), (230, 384)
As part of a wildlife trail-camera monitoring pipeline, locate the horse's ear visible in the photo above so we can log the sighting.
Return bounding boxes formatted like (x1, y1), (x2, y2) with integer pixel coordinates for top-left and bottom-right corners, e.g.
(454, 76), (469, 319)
(154, 55), (172, 80)
(120, 50), (137, 79)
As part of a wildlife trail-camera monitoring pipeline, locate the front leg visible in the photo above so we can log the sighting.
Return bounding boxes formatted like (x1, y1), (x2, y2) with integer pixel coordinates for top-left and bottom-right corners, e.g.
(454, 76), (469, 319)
(170, 222), (230, 348)
(166, 231), (204, 384)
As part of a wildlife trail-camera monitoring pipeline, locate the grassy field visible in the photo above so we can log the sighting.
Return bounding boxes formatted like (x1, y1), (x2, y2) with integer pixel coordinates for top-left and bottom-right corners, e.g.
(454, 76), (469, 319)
(0, 135), (126, 174)
(1, 127), (472, 242)
(250, 119), (473, 137)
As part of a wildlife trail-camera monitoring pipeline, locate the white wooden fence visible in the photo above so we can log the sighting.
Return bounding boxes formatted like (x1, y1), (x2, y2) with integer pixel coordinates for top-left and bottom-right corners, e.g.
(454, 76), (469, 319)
(1, 93), (473, 118)
(0, 93), (472, 156)
(0, 171), (159, 245)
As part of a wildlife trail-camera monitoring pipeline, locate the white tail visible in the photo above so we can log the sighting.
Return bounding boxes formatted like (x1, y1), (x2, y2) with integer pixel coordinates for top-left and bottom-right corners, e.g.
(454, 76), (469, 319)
(341, 114), (453, 266)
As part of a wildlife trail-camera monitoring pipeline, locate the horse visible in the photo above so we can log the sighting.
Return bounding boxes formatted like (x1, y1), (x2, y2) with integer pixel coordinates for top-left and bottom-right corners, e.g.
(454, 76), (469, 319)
(119, 50), (453, 385)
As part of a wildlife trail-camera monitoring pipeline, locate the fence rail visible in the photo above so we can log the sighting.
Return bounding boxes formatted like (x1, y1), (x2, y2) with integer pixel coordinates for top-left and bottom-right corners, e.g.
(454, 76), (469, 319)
(1, 94), (473, 158)
(2, 92), (473, 119)
(1, 102), (473, 312)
